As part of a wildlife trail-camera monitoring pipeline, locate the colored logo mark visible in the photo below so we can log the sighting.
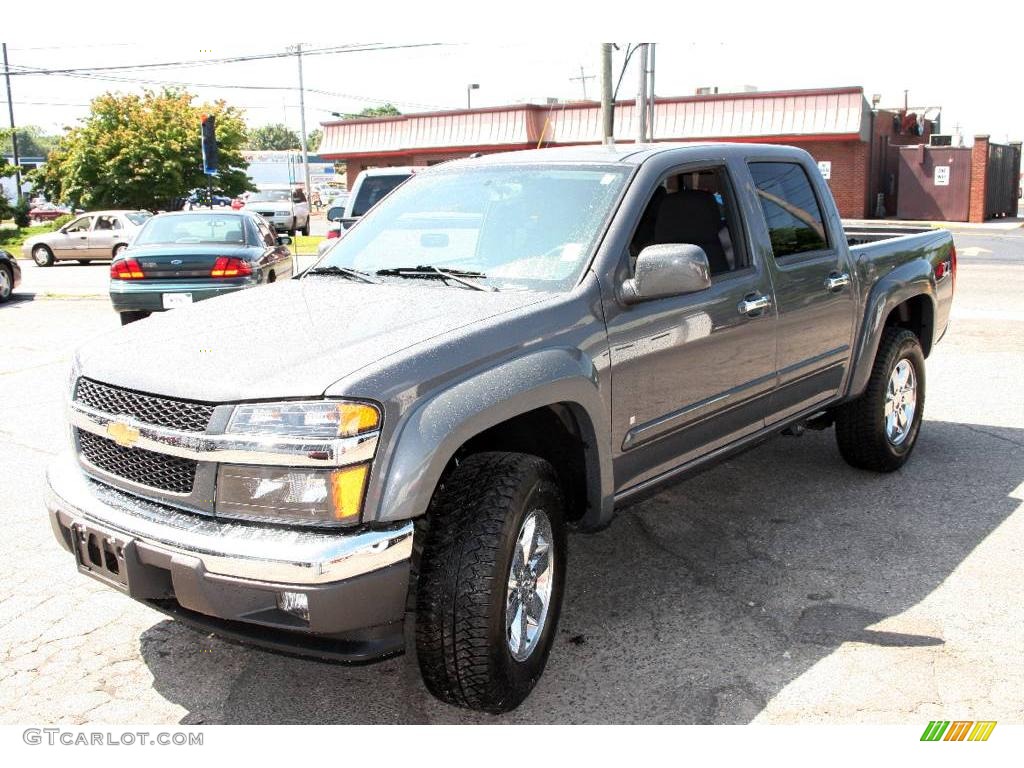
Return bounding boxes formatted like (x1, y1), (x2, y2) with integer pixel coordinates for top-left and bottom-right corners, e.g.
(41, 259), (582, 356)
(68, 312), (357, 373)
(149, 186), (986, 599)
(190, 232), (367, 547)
(920, 721), (997, 742)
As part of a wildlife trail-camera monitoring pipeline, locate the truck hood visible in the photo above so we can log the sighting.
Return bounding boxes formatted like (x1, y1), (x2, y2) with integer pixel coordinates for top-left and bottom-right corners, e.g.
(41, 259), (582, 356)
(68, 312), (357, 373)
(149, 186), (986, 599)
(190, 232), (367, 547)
(76, 279), (548, 402)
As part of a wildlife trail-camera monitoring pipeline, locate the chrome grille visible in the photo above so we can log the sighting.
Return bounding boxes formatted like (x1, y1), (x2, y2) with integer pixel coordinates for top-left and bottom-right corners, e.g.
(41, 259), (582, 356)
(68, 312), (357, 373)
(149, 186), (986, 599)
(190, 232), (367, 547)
(75, 378), (215, 433)
(78, 430), (197, 494)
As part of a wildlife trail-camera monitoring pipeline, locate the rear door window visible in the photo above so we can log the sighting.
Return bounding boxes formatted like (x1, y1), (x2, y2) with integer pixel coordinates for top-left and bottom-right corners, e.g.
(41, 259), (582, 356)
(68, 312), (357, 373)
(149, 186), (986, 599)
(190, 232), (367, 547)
(351, 174), (410, 216)
(748, 162), (829, 258)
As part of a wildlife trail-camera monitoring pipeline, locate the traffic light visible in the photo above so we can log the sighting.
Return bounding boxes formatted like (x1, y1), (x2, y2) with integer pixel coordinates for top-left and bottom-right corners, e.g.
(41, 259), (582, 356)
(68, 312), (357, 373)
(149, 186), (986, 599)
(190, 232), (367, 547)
(201, 114), (218, 174)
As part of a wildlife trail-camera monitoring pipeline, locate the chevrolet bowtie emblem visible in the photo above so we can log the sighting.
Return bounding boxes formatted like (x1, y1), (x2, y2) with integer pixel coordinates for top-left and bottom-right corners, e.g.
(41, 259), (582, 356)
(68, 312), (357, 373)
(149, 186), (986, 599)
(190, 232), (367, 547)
(106, 420), (140, 448)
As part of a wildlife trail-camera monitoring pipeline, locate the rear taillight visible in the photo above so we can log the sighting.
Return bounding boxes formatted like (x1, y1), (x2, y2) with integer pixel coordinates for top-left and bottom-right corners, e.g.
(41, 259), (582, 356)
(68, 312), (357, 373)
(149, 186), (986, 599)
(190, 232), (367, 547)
(950, 245), (957, 291)
(110, 259), (144, 279)
(326, 229), (340, 240)
(210, 257), (253, 278)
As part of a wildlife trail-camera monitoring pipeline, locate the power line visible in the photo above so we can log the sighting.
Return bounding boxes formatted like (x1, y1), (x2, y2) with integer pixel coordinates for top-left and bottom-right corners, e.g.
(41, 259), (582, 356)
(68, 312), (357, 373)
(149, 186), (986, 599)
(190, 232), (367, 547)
(6, 43), (445, 76)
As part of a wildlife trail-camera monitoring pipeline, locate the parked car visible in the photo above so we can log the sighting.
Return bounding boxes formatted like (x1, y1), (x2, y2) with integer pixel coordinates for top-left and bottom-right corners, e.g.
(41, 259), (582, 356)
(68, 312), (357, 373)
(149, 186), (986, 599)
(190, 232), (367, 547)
(47, 143), (955, 713)
(316, 169), (412, 256)
(22, 210), (153, 266)
(242, 186), (311, 236)
(28, 203), (72, 222)
(107, 209), (294, 325)
(0, 249), (21, 303)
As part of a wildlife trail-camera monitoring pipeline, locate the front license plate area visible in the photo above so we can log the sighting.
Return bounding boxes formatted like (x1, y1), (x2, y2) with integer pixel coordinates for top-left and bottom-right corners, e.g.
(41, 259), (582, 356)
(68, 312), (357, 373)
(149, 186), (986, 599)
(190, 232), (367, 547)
(162, 293), (193, 309)
(71, 523), (130, 592)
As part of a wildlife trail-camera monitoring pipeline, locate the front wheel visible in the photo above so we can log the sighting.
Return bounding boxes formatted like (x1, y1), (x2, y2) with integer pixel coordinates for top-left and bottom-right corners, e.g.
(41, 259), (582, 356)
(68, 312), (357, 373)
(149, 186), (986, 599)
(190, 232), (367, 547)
(33, 245), (54, 267)
(415, 452), (566, 713)
(300, 218), (310, 236)
(835, 328), (925, 472)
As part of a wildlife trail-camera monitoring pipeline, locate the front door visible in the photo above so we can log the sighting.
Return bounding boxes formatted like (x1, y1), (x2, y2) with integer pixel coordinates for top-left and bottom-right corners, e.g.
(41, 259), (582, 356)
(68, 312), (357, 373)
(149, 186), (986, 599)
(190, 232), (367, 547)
(745, 161), (857, 422)
(53, 215), (94, 259)
(605, 163), (778, 494)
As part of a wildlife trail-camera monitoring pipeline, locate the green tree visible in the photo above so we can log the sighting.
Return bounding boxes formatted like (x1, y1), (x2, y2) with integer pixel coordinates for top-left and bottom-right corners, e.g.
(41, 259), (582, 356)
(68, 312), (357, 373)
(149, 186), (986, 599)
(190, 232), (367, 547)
(1, 126), (60, 159)
(345, 104), (401, 119)
(32, 89), (253, 211)
(307, 128), (322, 153)
(247, 123), (301, 151)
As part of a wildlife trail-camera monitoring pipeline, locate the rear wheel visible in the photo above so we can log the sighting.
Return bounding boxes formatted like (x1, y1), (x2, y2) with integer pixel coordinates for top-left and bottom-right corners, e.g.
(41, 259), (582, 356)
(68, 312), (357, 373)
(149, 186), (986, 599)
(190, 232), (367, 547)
(835, 328), (925, 472)
(0, 264), (12, 302)
(32, 245), (54, 267)
(415, 452), (566, 713)
(119, 310), (151, 325)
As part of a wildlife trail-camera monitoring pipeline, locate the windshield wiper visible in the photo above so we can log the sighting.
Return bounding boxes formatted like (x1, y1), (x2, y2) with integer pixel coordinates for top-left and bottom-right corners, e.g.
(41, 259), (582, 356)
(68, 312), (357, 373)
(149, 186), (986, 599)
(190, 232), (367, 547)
(303, 265), (381, 284)
(375, 265), (498, 292)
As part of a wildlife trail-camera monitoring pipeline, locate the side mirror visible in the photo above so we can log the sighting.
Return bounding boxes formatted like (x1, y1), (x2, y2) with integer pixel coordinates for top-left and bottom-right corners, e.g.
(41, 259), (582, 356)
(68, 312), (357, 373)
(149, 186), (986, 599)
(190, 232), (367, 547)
(621, 243), (712, 304)
(326, 206), (344, 222)
(277, 235), (292, 246)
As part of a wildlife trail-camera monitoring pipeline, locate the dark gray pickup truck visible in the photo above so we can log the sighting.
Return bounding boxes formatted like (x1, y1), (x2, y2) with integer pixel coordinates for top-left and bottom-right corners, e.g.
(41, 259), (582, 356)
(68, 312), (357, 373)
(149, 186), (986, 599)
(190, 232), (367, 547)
(47, 143), (955, 713)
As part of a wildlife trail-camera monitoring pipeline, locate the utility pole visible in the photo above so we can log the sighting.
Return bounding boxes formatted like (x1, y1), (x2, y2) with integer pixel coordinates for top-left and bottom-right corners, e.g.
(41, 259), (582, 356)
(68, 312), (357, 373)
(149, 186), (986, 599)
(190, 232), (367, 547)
(570, 65), (595, 101)
(289, 43), (313, 207)
(2, 43), (23, 204)
(646, 43), (656, 142)
(466, 83), (479, 110)
(635, 44), (649, 143)
(599, 44), (613, 146)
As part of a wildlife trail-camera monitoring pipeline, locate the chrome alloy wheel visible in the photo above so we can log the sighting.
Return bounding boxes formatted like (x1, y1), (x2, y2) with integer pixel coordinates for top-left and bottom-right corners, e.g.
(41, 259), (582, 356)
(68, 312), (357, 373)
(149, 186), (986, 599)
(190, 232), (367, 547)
(0, 267), (10, 299)
(885, 358), (917, 446)
(506, 509), (554, 662)
(33, 246), (50, 266)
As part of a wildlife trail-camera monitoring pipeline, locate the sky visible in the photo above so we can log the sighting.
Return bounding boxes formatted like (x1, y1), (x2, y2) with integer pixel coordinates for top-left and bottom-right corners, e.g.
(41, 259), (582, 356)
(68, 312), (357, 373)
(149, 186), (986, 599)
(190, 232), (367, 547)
(4, 10), (1022, 148)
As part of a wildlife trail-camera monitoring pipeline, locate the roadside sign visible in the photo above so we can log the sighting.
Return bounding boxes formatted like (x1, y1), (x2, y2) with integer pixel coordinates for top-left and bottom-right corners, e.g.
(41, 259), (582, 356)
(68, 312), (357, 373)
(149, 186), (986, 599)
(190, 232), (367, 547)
(200, 114), (218, 175)
(934, 166), (950, 186)
(817, 161), (832, 180)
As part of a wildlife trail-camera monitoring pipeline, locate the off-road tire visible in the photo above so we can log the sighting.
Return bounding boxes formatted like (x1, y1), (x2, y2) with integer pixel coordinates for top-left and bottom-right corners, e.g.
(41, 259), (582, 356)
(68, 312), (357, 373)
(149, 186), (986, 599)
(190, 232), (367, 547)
(119, 310), (151, 325)
(835, 327), (925, 472)
(415, 452), (566, 713)
(33, 245), (54, 267)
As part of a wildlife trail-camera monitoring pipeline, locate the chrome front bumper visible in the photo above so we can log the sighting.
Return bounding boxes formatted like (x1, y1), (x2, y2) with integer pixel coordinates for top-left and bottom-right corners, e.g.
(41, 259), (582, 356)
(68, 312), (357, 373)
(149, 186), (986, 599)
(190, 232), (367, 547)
(46, 450), (412, 586)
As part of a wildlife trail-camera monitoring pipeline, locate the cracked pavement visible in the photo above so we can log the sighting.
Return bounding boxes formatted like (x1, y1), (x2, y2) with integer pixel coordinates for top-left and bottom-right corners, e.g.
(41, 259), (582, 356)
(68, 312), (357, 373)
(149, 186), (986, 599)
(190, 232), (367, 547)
(1, 231), (1022, 724)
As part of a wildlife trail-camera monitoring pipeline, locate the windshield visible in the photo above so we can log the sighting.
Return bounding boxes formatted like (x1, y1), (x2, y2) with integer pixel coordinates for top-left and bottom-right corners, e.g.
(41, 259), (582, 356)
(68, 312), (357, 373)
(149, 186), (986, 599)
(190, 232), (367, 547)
(135, 214), (248, 245)
(320, 165), (629, 291)
(125, 212), (153, 226)
(248, 190), (291, 203)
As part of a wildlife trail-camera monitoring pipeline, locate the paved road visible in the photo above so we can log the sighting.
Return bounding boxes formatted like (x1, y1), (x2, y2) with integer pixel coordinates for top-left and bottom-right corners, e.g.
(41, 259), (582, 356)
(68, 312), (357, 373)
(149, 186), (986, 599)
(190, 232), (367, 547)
(1, 231), (1021, 724)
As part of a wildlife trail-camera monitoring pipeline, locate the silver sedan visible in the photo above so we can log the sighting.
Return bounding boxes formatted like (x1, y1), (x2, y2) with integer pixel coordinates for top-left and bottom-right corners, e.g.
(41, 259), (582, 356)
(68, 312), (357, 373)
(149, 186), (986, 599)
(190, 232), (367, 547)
(22, 210), (153, 266)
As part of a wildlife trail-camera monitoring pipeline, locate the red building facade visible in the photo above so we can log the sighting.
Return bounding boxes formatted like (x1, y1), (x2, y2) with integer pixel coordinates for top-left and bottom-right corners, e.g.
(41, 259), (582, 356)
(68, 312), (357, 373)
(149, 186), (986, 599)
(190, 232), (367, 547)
(319, 87), (934, 219)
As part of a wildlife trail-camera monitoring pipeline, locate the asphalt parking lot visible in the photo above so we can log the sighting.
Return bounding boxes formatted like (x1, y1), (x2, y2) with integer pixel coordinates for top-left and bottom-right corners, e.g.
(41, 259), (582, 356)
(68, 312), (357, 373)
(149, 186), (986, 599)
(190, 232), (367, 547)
(1, 230), (1022, 724)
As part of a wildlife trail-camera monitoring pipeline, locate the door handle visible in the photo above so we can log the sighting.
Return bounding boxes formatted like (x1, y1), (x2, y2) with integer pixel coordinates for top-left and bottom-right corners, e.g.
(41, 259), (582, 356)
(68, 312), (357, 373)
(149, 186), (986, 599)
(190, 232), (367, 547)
(826, 272), (851, 292)
(737, 293), (771, 316)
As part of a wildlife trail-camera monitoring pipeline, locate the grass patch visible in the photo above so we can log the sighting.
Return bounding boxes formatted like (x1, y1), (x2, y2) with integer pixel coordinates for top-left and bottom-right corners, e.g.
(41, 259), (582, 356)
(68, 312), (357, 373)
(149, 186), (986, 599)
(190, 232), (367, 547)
(290, 235), (324, 255)
(0, 224), (57, 250)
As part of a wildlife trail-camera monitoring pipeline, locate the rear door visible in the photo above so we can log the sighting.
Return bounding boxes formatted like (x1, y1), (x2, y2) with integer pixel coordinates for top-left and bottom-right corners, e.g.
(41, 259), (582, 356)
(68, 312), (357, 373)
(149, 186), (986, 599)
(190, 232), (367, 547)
(745, 160), (857, 422)
(88, 214), (121, 258)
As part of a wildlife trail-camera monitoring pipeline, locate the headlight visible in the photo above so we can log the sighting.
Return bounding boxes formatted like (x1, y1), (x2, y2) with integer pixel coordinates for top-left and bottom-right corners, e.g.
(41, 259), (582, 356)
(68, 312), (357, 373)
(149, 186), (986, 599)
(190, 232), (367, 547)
(227, 400), (379, 438)
(218, 400), (380, 526)
(216, 463), (369, 526)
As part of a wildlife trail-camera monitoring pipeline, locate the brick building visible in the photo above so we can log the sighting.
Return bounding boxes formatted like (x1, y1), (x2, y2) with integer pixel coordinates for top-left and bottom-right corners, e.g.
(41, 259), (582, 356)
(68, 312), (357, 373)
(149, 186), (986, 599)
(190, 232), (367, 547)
(318, 86), (938, 218)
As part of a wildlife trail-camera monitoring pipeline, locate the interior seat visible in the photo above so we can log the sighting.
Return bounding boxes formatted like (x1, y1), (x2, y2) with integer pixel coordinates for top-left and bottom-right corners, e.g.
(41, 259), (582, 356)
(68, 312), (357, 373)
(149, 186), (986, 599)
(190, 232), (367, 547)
(652, 190), (731, 275)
